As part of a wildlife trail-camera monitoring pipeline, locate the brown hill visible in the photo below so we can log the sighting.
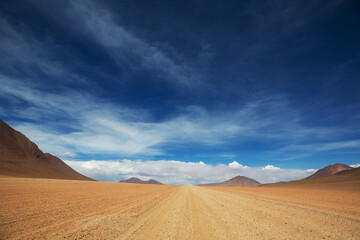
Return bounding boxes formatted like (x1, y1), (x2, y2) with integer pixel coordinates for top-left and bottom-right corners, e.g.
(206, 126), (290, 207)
(0, 120), (93, 180)
(261, 167), (360, 191)
(334, 167), (360, 177)
(200, 175), (260, 187)
(304, 163), (352, 180)
(120, 177), (163, 185)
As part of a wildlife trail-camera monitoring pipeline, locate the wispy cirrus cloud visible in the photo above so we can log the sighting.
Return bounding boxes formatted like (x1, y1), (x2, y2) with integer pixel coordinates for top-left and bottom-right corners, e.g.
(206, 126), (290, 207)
(0, 89), (240, 156)
(2, 74), (359, 159)
(0, 18), (87, 85)
(219, 154), (237, 159)
(32, 0), (202, 87)
(280, 140), (360, 152)
(64, 159), (316, 185)
(58, 152), (76, 157)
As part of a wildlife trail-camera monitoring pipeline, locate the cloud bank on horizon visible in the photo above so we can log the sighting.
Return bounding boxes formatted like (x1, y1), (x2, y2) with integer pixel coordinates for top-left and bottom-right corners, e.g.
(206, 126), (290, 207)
(64, 159), (317, 185)
(1, 0), (359, 175)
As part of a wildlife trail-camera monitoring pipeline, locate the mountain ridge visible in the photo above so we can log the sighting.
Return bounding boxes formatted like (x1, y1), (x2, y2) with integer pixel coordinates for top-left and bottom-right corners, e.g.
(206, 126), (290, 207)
(260, 165), (360, 190)
(120, 177), (163, 185)
(0, 119), (93, 180)
(199, 175), (260, 187)
(303, 163), (353, 180)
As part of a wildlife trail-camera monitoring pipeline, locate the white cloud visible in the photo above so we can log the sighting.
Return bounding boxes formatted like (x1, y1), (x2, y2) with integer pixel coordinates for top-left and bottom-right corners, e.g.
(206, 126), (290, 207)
(350, 163), (360, 168)
(64, 159), (316, 185)
(228, 161), (248, 169)
(262, 165), (280, 170)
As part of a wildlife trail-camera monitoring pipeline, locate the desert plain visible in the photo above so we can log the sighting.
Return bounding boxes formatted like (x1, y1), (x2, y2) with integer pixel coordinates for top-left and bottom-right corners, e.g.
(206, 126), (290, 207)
(1, 177), (359, 240)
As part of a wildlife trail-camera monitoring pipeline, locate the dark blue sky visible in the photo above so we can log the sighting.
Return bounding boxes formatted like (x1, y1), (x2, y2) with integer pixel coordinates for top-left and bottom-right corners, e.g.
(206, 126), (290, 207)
(1, 0), (359, 175)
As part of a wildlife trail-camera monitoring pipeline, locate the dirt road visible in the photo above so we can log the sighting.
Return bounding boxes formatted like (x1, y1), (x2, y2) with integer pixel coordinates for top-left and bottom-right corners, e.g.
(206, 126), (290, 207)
(1, 178), (359, 239)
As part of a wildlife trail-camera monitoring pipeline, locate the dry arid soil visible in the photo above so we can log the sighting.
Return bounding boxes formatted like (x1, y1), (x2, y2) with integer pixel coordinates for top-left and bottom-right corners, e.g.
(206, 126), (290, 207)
(1, 177), (359, 240)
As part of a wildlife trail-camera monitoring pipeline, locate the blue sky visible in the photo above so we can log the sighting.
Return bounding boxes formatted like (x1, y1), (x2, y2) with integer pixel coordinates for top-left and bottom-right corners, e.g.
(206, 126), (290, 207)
(1, 0), (359, 183)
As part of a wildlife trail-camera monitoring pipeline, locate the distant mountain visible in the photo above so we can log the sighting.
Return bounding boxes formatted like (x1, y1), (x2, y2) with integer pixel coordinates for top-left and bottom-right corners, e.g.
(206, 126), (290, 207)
(120, 177), (163, 185)
(303, 163), (353, 180)
(200, 175), (260, 187)
(260, 165), (360, 190)
(0, 120), (93, 180)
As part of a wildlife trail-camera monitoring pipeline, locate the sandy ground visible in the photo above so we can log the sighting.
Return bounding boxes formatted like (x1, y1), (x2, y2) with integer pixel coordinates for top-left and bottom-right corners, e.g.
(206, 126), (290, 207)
(0, 178), (359, 239)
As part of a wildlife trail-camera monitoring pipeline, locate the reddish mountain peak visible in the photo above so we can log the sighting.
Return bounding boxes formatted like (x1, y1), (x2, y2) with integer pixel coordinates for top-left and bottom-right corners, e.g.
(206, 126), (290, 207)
(127, 177), (142, 182)
(147, 179), (163, 184)
(223, 175), (261, 187)
(200, 175), (260, 187)
(305, 163), (352, 180)
(229, 175), (254, 181)
(120, 177), (163, 185)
